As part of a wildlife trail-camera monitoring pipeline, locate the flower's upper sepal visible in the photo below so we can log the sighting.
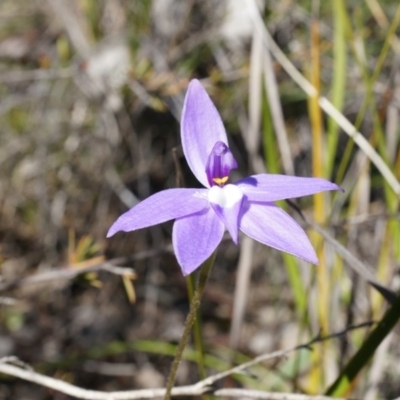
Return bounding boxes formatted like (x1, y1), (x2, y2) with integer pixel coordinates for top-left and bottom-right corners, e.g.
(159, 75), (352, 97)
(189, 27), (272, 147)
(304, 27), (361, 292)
(181, 79), (229, 188)
(205, 141), (238, 187)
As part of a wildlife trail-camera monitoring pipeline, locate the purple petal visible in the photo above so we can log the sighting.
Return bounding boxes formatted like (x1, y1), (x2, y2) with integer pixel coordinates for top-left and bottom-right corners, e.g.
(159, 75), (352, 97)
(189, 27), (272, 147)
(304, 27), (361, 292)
(181, 79), (228, 188)
(208, 184), (243, 244)
(236, 174), (342, 202)
(239, 200), (318, 264)
(173, 207), (224, 275)
(107, 189), (208, 237)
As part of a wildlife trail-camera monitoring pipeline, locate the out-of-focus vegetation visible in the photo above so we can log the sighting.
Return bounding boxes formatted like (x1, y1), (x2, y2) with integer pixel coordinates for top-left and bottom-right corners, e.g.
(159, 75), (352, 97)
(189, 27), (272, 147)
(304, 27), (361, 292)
(0, 0), (399, 399)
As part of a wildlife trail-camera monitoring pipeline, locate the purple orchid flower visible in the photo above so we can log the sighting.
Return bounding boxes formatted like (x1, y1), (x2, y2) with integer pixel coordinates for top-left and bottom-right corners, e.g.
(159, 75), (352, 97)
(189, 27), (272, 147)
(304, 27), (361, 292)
(107, 79), (341, 276)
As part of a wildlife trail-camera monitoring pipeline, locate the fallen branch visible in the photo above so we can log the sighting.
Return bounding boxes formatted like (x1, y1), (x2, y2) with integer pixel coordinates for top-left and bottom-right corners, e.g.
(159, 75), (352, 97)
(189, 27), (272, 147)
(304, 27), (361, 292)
(0, 261), (135, 292)
(0, 361), (350, 400)
(0, 324), (371, 400)
(213, 389), (347, 400)
(0, 68), (73, 83)
(0, 245), (176, 292)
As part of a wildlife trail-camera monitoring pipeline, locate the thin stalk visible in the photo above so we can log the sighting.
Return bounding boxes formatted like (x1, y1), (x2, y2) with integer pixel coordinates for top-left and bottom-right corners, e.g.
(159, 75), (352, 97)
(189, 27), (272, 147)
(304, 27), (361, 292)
(164, 252), (216, 400)
(396, 150), (400, 178)
(308, 14), (328, 392)
(262, 86), (309, 385)
(327, 0), (346, 178)
(370, 223), (391, 316)
(262, 86), (308, 326)
(186, 273), (206, 380)
(335, 2), (400, 184)
(326, 292), (400, 397)
(261, 88), (278, 175)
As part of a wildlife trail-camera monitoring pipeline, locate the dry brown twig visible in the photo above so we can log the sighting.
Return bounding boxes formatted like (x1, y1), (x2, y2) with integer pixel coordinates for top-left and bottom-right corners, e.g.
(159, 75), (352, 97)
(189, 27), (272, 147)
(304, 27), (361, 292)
(0, 68), (73, 83)
(0, 237), (238, 293)
(213, 389), (348, 400)
(0, 261), (136, 292)
(0, 247), (174, 293)
(0, 296), (18, 305)
(0, 325), (371, 399)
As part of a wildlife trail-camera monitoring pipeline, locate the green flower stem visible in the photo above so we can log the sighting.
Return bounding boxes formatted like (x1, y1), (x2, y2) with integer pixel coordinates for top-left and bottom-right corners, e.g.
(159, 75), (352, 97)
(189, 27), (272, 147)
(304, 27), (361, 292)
(164, 252), (216, 400)
(186, 273), (207, 380)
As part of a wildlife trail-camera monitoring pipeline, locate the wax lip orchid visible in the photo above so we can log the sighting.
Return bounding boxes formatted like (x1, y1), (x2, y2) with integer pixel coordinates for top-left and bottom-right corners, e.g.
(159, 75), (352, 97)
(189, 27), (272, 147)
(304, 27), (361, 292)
(107, 79), (342, 276)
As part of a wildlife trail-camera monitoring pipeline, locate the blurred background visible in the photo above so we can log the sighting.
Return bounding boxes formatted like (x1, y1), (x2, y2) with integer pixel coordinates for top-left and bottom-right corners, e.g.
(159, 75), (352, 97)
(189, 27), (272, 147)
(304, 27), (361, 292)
(0, 0), (399, 398)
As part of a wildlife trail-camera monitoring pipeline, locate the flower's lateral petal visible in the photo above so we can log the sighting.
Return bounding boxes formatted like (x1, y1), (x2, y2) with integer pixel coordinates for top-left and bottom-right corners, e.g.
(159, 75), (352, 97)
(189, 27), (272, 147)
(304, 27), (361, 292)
(181, 79), (228, 188)
(208, 184), (243, 244)
(173, 207), (224, 276)
(239, 201), (318, 264)
(236, 174), (342, 203)
(107, 189), (208, 237)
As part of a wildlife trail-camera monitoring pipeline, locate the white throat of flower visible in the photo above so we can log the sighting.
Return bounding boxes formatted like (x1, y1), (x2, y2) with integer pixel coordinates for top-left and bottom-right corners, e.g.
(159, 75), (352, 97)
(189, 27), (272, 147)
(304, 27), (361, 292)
(208, 184), (243, 208)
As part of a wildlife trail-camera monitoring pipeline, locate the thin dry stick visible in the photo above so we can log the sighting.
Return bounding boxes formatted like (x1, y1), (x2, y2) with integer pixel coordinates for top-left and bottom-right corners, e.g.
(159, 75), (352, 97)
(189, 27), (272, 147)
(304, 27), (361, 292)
(0, 323), (371, 399)
(364, 332), (394, 400)
(262, 36), (294, 175)
(0, 362), (205, 400)
(0, 247), (175, 292)
(0, 362), (352, 400)
(105, 167), (139, 208)
(0, 68), (73, 83)
(229, 26), (262, 352)
(247, 0), (400, 195)
(0, 262), (136, 292)
(0, 296), (17, 305)
(0, 237), (232, 293)
(287, 200), (397, 304)
(229, 235), (254, 349)
(164, 252), (216, 400)
(247, 26), (263, 155)
(196, 322), (374, 389)
(213, 389), (347, 400)
(47, 0), (91, 56)
(364, 0), (400, 52)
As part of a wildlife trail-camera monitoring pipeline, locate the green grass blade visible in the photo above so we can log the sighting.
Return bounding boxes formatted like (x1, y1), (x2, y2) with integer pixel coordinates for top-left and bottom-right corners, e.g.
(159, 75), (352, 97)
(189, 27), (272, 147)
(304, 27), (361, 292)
(262, 86), (307, 320)
(326, 0), (347, 178)
(326, 292), (400, 397)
